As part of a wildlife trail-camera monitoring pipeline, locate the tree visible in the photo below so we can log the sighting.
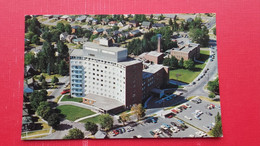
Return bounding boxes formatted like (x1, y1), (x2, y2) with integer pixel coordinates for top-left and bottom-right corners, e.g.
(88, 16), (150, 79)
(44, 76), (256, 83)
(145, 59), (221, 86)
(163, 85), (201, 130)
(169, 18), (173, 26)
(42, 31), (52, 42)
(210, 112), (222, 137)
(85, 121), (98, 135)
(29, 90), (47, 111)
(47, 113), (60, 129)
(39, 75), (45, 82)
(50, 29), (62, 42)
(170, 56), (179, 68)
(36, 101), (51, 120)
(99, 114), (113, 131)
(57, 41), (69, 60)
(189, 26), (209, 47)
(42, 41), (55, 75)
(58, 60), (69, 76)
(213, 27), (216, 35)
(90, 34), (99, 42)
(65, 24), (72, 34)
(63, 128), (84, 139)
(163, 57), (171, 66)
(51, 76), (59, 84)
(112, 25), (119, 31)
(184, 59), (195, 70)
(131, 104), (145, 121)
(209, 92), (216, 98)
(24, 52), (36, 66)
(178, 58), (184, 68)
(120, 112), (130, 126)
(207, 77), (219, 95)
(25, 31), (35, 41)
(31, 35), (40, 45)
(56, 22), (65, 32)
(41, 78), (47, 89)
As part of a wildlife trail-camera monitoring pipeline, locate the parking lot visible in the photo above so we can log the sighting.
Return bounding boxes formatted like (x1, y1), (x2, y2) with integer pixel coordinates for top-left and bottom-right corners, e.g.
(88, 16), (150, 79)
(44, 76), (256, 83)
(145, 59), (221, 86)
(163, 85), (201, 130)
(109, 116), (203, 138)
(174, 97), (221, 133)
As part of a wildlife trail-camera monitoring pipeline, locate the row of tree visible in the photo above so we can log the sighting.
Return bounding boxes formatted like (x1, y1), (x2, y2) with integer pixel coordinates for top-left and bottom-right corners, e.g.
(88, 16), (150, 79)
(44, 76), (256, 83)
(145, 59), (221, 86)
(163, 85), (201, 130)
(210, 112), (222, 137)
(207, 77), (219, 98)
(127, 27), (178, 55)
(163, 56), (195, 70)
(29, 90), (61, 128)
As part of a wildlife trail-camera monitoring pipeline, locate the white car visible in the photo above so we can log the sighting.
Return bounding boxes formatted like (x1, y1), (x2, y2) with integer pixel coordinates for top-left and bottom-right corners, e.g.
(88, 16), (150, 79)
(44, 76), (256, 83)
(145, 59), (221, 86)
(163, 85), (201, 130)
(184, 116), (192, 120)
(189, 134), (195, 137)
(185, 103), (192, 108)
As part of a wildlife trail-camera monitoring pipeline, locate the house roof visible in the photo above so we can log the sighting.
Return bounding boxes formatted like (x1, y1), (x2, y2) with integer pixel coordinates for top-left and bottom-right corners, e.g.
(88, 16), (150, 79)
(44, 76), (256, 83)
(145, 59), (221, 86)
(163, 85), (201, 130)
(72, 25), (81, 29)
(130, 29), (141, 35)
(152, 23), (165, 28)
(76, 15), (87, 21)
(142, 21), (151, 26)
(129, 20), (137, 23)
(60, 15), (69, 19)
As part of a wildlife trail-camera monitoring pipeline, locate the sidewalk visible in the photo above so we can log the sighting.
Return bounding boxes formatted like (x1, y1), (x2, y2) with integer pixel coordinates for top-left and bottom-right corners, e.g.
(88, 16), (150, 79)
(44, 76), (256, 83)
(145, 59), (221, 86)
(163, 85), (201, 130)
(74, 113), (101, 122)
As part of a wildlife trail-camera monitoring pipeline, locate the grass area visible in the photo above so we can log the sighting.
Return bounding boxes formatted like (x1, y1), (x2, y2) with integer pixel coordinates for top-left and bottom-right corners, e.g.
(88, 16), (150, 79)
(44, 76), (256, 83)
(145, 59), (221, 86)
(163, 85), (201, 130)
(79, 115), (101, 123)
(169, 50), (209, 83)
(187, 96), (196, 100)
(21, 116), (54, 140)
(35, 73), (62, 80)
(49, 19), (56, 23)
(198, 96), (220, 104)
(47, 91), (53, 96)
(57, 105), (96, 121)
(61, 95), (82, 103)
(54, 95), (62, 103)
(164, 105), (176, 110)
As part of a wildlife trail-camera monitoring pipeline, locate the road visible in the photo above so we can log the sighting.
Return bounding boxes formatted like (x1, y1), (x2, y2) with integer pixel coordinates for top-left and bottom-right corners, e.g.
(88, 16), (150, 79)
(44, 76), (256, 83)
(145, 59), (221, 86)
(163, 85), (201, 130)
(47, 76), (70, 102)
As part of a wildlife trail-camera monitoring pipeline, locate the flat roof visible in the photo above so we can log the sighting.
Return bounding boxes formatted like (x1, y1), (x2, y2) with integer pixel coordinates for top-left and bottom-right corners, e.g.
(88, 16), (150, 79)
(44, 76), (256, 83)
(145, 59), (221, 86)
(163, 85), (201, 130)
(84, 93), (124, 111)
(84, 42), (127, 53)
(172, 43), (199, 53)
(146, 51), (163, 57)
(143, 64), (164, 79)
(118, 57), (142, 66)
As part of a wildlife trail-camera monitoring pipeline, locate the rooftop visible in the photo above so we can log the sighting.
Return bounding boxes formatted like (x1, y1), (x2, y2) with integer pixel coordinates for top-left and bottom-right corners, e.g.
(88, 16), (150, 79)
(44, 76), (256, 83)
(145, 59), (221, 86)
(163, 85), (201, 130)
(84, 93), (124, 111)
(142, 64), (164, 79)
(146, 51), (163, 57)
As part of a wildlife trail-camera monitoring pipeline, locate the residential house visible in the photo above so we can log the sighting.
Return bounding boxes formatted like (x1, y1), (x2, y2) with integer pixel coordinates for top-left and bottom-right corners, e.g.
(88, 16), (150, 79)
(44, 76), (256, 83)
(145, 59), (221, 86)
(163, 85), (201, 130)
(118, 21), (126, 27)
(76, 15), (87, 22)
(94, 131), (108, 139)
(60, 15), (69, 21)
(152, 23), (165, 29)
(53, 15), (62, 20)
(72, 38), (88, 45)
(92, 19), (98, 25)
(141, 21), (151, 29)
(108, 21), (117, 26)
(112, 30), (121, 36)
(24, 65), (37, 77)
(129, 29), (141, 37)
(186, 17), (193, 23)
(101, 18), (109, 25)
(43, 15), (53, 19)
(60, 32), (69, 41)
(67, 16), (76, 22)
(103, 28), (113, 36)
(71, 25), (81, 34)
(129, 20), (139, 27)
(93, 28), (104, 35)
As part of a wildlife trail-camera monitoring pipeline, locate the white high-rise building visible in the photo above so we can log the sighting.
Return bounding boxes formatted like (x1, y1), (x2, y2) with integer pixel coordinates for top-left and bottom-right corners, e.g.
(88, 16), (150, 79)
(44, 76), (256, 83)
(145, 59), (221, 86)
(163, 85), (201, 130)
(70, 42), (143, 112)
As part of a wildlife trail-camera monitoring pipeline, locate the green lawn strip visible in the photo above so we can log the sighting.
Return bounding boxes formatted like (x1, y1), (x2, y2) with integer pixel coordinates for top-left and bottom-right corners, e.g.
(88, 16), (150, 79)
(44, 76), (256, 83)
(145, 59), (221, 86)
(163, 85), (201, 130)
(79, 115), (101, 124)
(61, 95), (82, 103)
(54, 95), (62, 103)
(187, 96), (196, 100)
(57, 105), (96, 121)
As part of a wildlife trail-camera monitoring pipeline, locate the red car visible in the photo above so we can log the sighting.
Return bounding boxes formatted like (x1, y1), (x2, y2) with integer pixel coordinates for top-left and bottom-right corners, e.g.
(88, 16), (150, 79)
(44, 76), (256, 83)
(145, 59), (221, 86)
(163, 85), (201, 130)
(113, 130), (119, 136)
(61, 89), (70, 94)
(210, 104), (215, 108)
(171, 109), (178, 114)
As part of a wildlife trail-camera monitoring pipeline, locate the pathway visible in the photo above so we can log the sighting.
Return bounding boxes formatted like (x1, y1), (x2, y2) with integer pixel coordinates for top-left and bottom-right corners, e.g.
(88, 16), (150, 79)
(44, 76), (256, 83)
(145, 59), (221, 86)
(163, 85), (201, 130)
(74, 113), (101, 122)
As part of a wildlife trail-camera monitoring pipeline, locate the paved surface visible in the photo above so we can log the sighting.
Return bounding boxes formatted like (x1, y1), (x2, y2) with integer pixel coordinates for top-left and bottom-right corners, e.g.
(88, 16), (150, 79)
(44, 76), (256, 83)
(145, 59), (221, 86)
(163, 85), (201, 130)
(47, 76), (70, 102)
(110, 117), (200, 138)
(175, 99), (221, 132)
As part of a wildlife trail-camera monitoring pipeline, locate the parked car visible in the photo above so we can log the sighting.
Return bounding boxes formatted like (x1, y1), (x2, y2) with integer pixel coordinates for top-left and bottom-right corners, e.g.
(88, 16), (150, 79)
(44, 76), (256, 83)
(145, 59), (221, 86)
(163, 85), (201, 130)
(61, 89), (70, 94)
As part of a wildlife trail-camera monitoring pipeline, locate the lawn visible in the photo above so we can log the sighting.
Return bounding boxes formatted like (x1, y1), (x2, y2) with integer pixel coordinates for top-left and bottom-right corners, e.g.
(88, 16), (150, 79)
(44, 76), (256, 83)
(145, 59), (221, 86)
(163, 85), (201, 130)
(61, 95), (82, 103)
(79, 115), (101, 123)
(169, 50), (209, 83)
(57, 105), (96, 121)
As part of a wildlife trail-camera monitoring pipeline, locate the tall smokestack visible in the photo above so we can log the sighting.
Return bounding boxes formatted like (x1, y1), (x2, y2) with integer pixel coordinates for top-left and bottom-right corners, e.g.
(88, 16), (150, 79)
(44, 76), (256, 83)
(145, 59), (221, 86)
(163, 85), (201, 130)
(157, 34), (162, 53)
